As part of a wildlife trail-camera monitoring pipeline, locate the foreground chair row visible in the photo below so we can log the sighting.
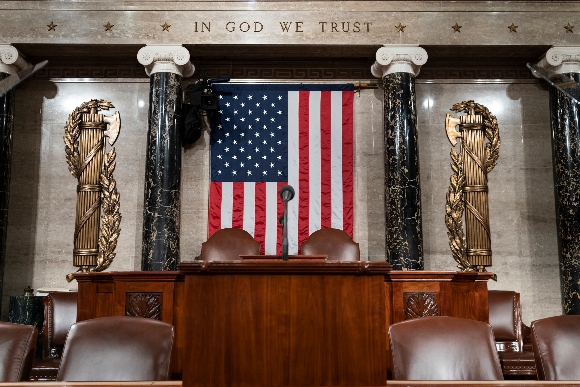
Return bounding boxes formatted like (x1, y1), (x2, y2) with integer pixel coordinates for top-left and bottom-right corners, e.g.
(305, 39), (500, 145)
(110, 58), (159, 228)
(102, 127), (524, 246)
(389, 314), (580, 381)
(1, 315), (174, 382)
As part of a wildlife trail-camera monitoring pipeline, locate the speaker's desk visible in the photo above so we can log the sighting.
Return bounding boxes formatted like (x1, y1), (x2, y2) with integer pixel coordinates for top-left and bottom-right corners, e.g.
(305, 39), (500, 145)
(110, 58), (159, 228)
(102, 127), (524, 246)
(74, 262), (493, 386)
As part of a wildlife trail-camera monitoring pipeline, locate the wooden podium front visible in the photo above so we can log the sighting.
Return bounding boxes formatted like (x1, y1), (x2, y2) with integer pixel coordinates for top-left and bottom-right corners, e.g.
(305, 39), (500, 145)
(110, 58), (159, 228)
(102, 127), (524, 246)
(74, 263), (493, 385)
(179, 259), (390, 387)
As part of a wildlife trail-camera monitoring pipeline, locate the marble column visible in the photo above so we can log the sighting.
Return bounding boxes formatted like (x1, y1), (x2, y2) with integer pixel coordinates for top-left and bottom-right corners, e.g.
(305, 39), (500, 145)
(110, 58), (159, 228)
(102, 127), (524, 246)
(0, 46), (31, 309)
(371, 45), (427, 270)
(534, 47), (580, 314)
(137, 45), (194, 271)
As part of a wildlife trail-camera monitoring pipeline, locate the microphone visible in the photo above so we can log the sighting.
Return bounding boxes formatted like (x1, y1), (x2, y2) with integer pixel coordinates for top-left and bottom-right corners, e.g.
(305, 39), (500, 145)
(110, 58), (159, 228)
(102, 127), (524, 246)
(279, 185), (295, 261)
(280, 185), (295, 202)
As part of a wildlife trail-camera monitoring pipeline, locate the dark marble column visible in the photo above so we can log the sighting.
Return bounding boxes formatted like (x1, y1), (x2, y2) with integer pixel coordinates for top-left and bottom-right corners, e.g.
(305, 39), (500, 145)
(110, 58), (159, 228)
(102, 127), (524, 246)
(372, 46), (428, 270)
(535, 47), (580, 314)
(137, 46), (194, 271)
(0, 72), (14, 307)
(549, 73), (580, 314)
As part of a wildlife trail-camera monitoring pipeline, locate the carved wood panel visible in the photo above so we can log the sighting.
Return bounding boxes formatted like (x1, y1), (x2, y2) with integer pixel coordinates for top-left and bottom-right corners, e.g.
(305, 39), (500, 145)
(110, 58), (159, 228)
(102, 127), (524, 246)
(403, 292), (439, 320)
(126, 292), (162, 320)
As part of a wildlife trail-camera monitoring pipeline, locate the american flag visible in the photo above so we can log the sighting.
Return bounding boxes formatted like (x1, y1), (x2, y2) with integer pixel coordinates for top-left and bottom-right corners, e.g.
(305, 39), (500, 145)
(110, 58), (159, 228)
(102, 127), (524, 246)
(209, 84), (354, 255)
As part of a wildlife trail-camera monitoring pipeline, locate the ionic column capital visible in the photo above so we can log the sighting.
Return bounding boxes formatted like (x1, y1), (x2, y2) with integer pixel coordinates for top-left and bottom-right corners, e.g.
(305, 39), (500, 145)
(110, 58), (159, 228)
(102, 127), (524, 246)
(0, 45), (32, 75)
(534, 46), (580, 75)
(371, 45), (428, 78)
(137, 45), (195, 78)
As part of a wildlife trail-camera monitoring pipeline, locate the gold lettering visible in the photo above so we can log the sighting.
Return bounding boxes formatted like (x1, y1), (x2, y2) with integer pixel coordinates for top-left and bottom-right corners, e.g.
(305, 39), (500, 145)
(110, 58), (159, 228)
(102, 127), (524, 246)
(364, 22), (372, 32)
(254, 22), (264, 32)
(295, 21), (303, 32)
(353, 22), (360, 32)
(226, 22), (235, 32)
(331, 22), (338, 32)
(319, 21), (327, 32)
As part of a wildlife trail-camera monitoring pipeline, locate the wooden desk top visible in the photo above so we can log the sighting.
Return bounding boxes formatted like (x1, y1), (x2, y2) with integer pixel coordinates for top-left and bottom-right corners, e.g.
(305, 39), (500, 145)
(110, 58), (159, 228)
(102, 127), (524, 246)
(386, 381), (580, 386)
(178, 259), (392, 274)
(0, 382), (181, 387)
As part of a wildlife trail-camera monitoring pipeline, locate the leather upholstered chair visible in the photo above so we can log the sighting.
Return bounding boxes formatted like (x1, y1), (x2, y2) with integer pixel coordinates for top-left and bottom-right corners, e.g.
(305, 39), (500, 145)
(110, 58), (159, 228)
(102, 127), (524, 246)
(30, 291), (78, 381)
(0, 321), (38, 382)
(57, 316), (174, 381)
(300, 228), (360, 261)
(531, 315), (580, 380)
(201, 227), (260, 260)
(488, 290), (536, 377)
(388, 316), (503, 380)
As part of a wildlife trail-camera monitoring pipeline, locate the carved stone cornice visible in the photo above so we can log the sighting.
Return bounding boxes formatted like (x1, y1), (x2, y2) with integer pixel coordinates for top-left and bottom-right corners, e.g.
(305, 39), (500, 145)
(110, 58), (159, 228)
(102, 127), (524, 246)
(534, 46), (580, 75)
(0, 45), (32, 75)
(371, 45), (428, 78)
(137, 45), (195, 77)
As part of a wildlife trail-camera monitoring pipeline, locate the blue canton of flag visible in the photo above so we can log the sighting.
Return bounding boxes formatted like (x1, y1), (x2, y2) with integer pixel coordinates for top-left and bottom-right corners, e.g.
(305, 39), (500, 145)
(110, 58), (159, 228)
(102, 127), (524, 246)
(210, 85), (288, 182)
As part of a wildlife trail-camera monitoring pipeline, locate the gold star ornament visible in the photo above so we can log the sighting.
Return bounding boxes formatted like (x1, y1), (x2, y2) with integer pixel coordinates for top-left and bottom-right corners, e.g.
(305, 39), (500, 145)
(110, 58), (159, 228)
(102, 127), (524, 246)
(47, 22), (57, 31)
(565, 23), (574, 33)
(104, 22), (114, 31)
(508, 23), (518, 32)
(395, 23), (406, 32)
(161, 22), (171, 31)
(452, 23), (462, 32)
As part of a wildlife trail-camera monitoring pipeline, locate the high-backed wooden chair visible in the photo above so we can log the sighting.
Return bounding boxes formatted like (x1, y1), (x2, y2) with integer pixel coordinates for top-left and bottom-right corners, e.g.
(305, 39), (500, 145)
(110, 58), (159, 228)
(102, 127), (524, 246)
(201, 228), (260, 260)
(30, 292), (78, 381)
(531, 315), (580, 380)
(389, 316), (503, 380)
(0, 321), (38, 382)
(57, 316), (174, 381)
(488, 290), (536, 377)
(301, 228), (360, 261)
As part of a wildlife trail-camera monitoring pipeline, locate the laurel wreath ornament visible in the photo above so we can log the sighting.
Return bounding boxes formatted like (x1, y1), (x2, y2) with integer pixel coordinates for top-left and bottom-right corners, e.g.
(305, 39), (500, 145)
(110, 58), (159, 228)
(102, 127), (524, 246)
(65, 99), (121, 282)
(445, 100), (500, 275)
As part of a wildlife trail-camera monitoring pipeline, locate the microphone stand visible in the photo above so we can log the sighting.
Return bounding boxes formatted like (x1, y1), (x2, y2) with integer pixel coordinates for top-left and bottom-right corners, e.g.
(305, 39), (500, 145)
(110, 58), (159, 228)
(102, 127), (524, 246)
(282, 199), (289, 261)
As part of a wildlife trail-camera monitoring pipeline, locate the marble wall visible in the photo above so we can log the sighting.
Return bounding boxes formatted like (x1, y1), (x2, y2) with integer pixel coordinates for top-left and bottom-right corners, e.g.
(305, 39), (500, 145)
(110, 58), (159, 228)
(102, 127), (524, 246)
(2, 77), (561, 324)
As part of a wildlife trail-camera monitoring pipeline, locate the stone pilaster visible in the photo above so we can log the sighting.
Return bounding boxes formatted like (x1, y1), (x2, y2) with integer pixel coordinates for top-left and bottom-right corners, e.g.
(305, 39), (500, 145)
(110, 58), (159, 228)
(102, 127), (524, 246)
(137, 45), (194, 271)
(0, 45), (31, 310)
(371, 45), (427, 270)
(534, 47), (580, 314)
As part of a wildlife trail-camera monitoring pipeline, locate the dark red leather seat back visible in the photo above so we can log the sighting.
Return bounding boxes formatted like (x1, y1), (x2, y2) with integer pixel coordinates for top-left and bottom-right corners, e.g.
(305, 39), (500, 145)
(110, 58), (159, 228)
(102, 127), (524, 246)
(201, 228), (260, 260)
(531, 315), (580, 380)
(0, 321), (37, 381)
(301, 228), (360, 261)
(389, 316), (503, 380)
(57, 316), (174, 381)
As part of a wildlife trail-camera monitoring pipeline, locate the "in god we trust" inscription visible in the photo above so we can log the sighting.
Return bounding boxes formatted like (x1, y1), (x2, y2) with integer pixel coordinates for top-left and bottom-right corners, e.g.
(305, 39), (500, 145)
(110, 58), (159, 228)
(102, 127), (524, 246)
(192, 21), (373, 33)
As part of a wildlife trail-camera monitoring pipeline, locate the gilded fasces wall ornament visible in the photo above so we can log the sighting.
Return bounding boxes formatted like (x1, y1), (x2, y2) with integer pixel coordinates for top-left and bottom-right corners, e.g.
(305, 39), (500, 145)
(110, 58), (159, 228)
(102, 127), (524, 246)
(64, 99), (121, 281)
(444, 100), (500, 278)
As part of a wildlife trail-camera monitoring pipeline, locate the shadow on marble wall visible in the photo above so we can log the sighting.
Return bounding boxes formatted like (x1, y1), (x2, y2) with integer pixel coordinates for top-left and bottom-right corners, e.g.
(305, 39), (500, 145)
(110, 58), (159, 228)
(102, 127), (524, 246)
(3, 80), (58, 317)
(506, 81), (562, 319)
